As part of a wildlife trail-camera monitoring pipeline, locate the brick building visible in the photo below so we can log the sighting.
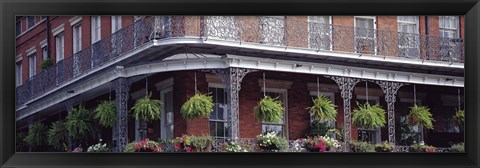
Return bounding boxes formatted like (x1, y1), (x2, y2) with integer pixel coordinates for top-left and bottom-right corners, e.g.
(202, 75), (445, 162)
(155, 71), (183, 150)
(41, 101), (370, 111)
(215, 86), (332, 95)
(15, 16), (464, 152)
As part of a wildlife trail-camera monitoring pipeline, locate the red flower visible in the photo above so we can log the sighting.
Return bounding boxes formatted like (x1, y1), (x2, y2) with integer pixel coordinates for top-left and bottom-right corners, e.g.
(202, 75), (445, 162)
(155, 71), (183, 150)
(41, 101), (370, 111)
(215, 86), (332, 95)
(315, 140), (327, 152)
(135, 145), (140, 151)
(185, 146), (192, 152)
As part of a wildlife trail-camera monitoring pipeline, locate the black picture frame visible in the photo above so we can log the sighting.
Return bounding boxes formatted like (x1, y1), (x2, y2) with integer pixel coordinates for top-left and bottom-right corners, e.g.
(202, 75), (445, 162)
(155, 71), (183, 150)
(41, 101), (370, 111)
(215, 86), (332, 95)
(1, 0), (479, 168)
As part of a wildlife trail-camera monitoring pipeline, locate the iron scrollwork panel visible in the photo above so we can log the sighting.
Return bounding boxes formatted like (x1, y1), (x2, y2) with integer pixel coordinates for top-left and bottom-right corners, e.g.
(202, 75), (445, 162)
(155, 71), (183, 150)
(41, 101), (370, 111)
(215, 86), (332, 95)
(373, 80), (406, 144)
(113, 77), (131, 152)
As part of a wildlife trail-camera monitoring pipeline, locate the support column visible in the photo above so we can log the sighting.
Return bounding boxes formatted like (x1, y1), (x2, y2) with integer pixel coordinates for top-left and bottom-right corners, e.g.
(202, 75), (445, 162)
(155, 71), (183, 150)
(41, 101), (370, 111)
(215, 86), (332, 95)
(373, 80), (406, 144)
(325, 76), (360, 152)
(113, 77), (131, 152)
(201, 68), (258, 140)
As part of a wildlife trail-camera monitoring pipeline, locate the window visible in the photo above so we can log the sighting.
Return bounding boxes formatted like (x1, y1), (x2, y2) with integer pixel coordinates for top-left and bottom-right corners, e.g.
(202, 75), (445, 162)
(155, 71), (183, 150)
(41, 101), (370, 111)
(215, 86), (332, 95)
(356, 95), (381, 144)
(41, 16), (47, 20)
(160, 87), (174, 139)
(42, 45), (48, 60)
(309, 91), (336, 138)
(260, 16), (285, 46)
(354, 16), (376, 55)
(308, 16), (332, 50)
(27, 16), (35, 29)
(397, 16), (420, 58)
(91, 16), (101, 44)
(16, 61), (22, 86)
(55, 33), (64, 62)
(28, 53), (36, 78)
(206, 16), (238, 40)
(398, 98), (424, 144)
(261, 89), (288, 138)
(209, 85), (229, 139)
(111, 16), (122, 33)
(16, 20), (22, 36)
(439, 16), (461, 61)
(72, 24), (82, 53)
(439, 16), (459, 39)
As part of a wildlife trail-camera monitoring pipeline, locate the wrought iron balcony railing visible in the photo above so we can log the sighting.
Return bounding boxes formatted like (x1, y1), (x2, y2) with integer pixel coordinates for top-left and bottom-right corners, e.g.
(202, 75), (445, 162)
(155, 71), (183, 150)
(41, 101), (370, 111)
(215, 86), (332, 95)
(16, 16), (464, 107)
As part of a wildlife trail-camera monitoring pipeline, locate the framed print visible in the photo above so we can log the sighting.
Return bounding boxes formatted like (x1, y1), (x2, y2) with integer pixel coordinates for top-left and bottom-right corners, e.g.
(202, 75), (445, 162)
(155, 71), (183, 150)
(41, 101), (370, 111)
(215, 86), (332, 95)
(1, 0), (479, 168)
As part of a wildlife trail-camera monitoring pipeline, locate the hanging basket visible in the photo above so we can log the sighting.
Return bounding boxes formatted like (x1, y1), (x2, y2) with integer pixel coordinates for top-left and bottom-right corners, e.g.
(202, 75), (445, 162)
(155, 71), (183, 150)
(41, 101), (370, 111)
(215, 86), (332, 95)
(407, 104), (434, 129)
(352, 102), (386, 129)
(253, 96), (284, 123)
(307, 95), (337, 123)
(94, 100), (116, 127)
(130, 92), (163, 122)
(181, 92), (214, 120)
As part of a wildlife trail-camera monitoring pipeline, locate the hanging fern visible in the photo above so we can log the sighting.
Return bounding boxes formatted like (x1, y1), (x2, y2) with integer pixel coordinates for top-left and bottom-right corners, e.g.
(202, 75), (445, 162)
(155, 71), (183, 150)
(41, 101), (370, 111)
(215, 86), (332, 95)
(24, 122), (48, 147)
(66, 105), (96, 140)
(94, 100), (116, 127)
(131, 92), (163, 122)
(181, 92), (214, 120)
(453, 109), (464, 128)
(254, 96), (284, 123)
(352, 102), (386, 129)
(408, 104), (434, 129)
(47, 121), (68, 150)
(307, 95), (337, 123)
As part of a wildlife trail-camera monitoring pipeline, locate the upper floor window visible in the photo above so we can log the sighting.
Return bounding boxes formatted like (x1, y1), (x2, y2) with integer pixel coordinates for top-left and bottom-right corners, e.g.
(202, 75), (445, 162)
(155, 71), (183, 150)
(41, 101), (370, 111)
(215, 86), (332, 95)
(260, 16), (285, 46)
(91, 16), (101, 44)
(41, 42), (48, 60)
(354, 16), (376, 55)
(41, 16), (47, 21)
(397, 16), (420, 58)
(16, 20), (22, 36)
(72, 23), (82, 53)
(27, 16), (35, 29)
(28, 52), (36, 78)
(16, 60), (22, 86)
(439, 16), (459, 39)
(55, 33), (65, 62)
(208, 85), (229, 139)
(308, 16), (332, 51)
(111, 16), (122, 33)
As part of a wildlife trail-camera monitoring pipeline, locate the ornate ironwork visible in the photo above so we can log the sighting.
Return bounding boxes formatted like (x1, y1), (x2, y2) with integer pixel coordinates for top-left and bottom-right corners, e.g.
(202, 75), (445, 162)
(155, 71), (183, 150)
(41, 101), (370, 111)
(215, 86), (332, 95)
(373, 80), (406, 144)
(325, 75), (360, 152)
(201, 68), (258, 140)
(113, 77), (131, 152)
(16, 16), (464, 107)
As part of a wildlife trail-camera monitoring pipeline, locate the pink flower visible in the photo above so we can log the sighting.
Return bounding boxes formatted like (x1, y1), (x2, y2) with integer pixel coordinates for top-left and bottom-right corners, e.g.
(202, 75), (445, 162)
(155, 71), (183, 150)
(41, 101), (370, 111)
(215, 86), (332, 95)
(315, 140), (327, 152)
(185, 146), (192, 152)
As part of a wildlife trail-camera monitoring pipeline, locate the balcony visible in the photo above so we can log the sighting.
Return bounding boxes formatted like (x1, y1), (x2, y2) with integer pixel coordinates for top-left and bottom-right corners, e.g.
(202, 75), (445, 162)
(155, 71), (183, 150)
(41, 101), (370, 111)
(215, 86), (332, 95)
(16, 16), (464, 107)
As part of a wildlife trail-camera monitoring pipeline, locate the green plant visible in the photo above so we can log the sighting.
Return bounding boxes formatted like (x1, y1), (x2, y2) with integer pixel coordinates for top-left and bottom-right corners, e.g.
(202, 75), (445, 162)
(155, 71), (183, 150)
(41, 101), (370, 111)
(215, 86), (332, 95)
(253, 96), (284, 123)
(40, 58), (53, 70)
(123, 138), (162, 152)
(408, 104), (434, 129)
(374, 141), (394, 152)
(326, 125), (344, 142)
(305, 121), (331, 137)
(453, 109), (464, 129)
(450, 142), (464, 153)
(66, 106), (96, 140)
(123, 142), (137, 152)
(180, 92), (214, 120)
(174, 134), (213, 152)
(352, 102), (386, 129)
(130, 92), (163, 122)
(94, 100), (116, 127)
(256, 132), (289, 152)
(24, 122), (48, 147)
(410, 141), (437, 152)
(223, 140), (249, 152)
(307, 95), (337, 123)
(47, 121), (68, 150)
(16, 132), (28, 151)
(349, 140), (375, 152)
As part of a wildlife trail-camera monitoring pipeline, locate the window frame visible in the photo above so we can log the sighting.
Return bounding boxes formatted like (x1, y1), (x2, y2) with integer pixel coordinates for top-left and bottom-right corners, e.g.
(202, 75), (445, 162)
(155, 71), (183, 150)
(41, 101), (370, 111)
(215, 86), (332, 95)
(397, 16), (420, 58)
(16, 20), (22, 36)
(355, 95), (381, 144)
(72, 23), (82, 54)
(208, 83), (230, 139)
(91, 16), (102, 44)
(26, 16), (35, 29)
(307, 16), (333, 51)
(439, 16), (460, 39)
(261, 88), (289, 139)
(27, 52), (36, 78)
(54, 33), (65, 63)
(111, 16), (122, 33)
(354, 16), (377, 55)
(16, 58), (22, 87)
(160, 86), (174, 139)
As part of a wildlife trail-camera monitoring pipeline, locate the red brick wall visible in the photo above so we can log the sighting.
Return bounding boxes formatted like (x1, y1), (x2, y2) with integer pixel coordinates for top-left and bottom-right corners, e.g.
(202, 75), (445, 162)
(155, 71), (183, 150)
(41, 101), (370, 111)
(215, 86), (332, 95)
(238, 72), (263, 138)
(287, 79), (310, 139)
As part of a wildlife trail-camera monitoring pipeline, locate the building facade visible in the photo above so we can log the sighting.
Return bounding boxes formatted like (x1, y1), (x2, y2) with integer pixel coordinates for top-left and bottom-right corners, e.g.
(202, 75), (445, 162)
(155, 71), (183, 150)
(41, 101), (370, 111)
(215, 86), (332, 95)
(15, 16), (464, 152)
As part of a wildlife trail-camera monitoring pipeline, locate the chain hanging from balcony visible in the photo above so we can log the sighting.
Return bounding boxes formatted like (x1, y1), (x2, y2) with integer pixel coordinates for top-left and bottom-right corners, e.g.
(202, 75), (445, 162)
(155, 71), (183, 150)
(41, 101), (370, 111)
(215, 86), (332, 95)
(324, 75), (360, 152)
(372, 80), (406, 144)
